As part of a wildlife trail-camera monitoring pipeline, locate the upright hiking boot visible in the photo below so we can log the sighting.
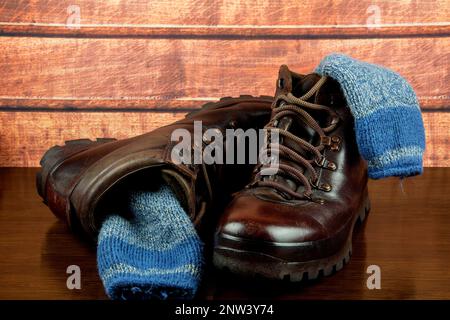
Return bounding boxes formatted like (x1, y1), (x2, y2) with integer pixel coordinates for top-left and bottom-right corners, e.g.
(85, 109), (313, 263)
(214, 65), (370, 281)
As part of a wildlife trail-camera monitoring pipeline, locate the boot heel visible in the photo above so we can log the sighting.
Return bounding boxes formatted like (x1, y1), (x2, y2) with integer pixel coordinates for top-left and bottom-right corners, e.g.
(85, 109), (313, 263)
(36, 138), (116, 200)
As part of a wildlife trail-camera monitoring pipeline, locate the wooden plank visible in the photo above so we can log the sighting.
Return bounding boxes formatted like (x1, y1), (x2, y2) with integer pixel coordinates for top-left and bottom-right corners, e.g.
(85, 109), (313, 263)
(2, 0), (450, 25)
(1, 22), (449, 38)
(424, 112), (450, 167)
(0, 37), (448, 110)
(0, 111), (184, 167)
(0, 111), (447, 167)
(0, 0), (449, 37)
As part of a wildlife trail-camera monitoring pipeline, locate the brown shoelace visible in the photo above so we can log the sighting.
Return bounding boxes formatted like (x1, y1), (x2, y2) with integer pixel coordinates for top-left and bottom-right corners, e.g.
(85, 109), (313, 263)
(251, 76), (339, 200)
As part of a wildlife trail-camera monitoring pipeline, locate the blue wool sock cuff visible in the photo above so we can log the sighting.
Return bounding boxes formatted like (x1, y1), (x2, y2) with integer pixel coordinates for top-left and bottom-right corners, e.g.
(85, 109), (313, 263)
(315, 53), (425, 178)
(97, 185), (203, 300)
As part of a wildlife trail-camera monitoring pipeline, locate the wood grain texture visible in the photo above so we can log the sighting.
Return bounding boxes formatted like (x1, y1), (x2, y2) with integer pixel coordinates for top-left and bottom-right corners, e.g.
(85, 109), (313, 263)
(2, 0), (449, 24)
(0, 1), (448, 168)
(423, 112), (450, 166)
(0, 36), (448, 110)
(1, 21), (449, 38)
(0, 112), (184, 167)
(0, 111), (447, 167)
(0, 0), (449, 37)
(0, 167), (449, 299)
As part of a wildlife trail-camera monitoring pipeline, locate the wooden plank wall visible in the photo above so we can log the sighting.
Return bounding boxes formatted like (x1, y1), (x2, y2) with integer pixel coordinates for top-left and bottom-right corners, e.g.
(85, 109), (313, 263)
(0, 0), (449, 167)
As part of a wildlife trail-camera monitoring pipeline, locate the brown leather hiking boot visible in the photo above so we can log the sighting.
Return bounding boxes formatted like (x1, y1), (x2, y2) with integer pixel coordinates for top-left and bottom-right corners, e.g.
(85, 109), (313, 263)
(37, 96), (272, 240)
(213, 66), (370, 281)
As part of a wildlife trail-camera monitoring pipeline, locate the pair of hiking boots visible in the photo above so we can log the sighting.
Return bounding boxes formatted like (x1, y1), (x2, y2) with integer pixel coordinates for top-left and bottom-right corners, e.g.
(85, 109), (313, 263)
(37, 65), (369, 281)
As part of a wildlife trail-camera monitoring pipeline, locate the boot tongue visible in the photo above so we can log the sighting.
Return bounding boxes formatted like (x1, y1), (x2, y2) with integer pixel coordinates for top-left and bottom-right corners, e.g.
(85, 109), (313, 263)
(274, 65), (318, 156)
(264, 66), (322, 196)
(274, 65), (295, 97)
(274, 65), (321, 97)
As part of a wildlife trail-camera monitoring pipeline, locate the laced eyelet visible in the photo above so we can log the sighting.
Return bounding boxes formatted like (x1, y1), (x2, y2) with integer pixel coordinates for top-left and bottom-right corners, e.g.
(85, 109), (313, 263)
(319, 182), (332, 192)
(309, 176), (320, 188)
(331, 136), (341, 143)
(315, 156), (326, 167)
(321, 135), (341, 152)
(321, 136), (332, 146)
(327, 161), (337, 170)
(315, 156), (337, 171)
(309, 176), (332, 192)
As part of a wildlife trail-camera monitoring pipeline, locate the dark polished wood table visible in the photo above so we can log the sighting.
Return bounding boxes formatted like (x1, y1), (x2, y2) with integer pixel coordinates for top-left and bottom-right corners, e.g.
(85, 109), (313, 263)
(0, 167), (449, 300)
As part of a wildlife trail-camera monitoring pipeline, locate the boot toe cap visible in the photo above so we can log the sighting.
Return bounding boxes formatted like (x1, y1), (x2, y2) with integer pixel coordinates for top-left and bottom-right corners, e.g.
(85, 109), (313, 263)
(216, 194), (329, 244)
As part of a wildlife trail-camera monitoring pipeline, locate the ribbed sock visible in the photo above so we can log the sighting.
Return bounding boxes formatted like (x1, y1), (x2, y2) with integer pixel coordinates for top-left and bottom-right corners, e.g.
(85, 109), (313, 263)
(315, 53), (425, 178)
(97, 184), (203, 300)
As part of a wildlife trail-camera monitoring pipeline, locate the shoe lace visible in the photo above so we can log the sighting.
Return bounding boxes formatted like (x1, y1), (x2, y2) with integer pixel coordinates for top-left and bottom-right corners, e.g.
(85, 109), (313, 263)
(251, 76), (340, 200)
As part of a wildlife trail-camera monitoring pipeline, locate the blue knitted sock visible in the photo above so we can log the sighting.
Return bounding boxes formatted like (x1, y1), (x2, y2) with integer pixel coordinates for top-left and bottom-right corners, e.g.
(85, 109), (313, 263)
(315, 53), (426, 178)
(97, 184), (203, 300)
